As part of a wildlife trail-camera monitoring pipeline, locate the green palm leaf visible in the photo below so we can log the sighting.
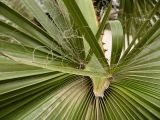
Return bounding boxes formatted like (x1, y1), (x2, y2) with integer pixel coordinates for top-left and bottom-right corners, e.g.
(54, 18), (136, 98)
(0, 0), (160, 119)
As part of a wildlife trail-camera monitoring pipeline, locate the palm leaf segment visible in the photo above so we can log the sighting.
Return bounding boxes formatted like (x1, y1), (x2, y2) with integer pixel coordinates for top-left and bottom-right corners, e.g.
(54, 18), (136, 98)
(0, 0), (160, 119)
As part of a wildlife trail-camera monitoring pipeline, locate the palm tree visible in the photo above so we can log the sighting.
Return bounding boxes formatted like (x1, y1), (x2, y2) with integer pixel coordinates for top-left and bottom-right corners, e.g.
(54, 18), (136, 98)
(0, 0), (160, 119)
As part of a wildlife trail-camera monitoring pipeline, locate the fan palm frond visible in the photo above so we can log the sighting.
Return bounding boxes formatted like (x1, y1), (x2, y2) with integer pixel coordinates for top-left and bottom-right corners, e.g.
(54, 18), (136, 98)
(0, 0), (160, 119)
